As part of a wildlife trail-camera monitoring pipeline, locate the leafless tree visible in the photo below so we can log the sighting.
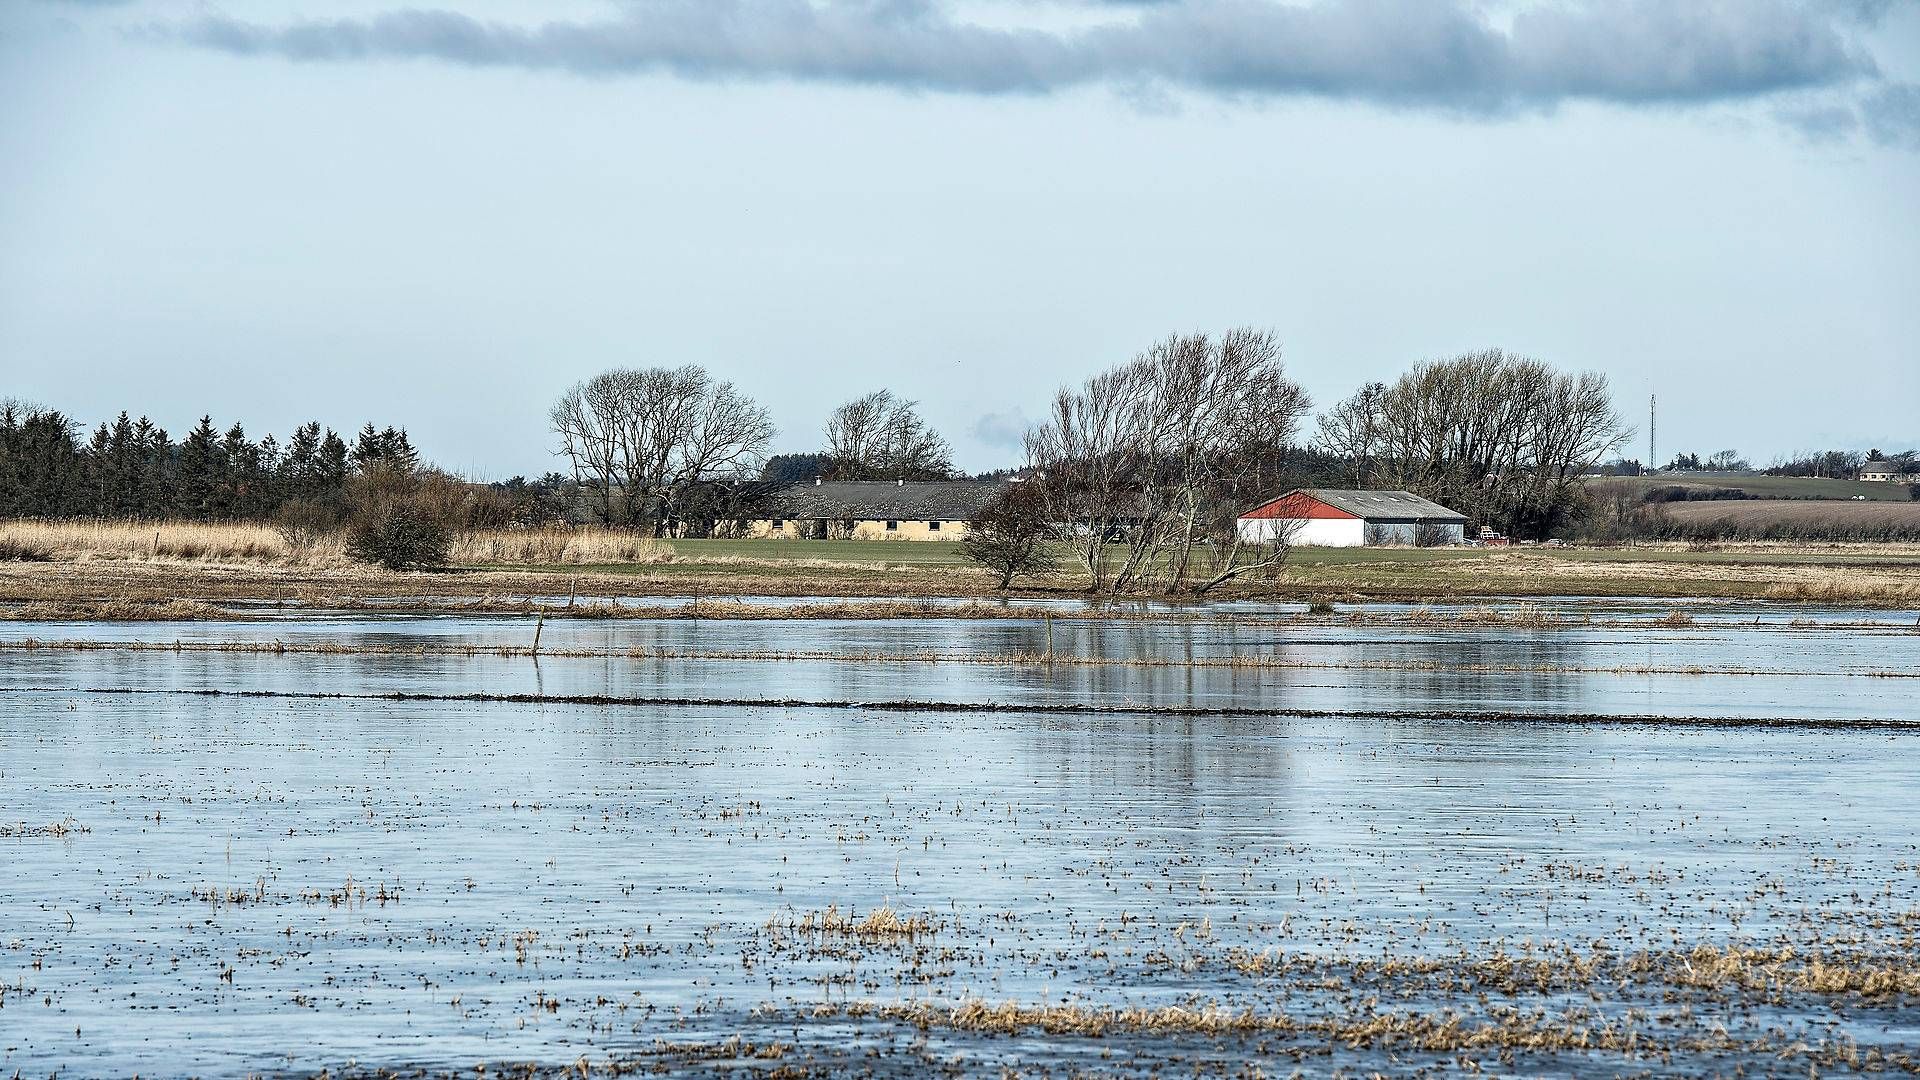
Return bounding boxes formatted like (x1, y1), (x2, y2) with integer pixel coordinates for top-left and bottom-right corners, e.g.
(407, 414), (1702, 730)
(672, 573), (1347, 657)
(1024, 328), (1312, 595)
(1313, 381), (1384, 488)
(823, 390), (954, 480)
(958, 483), (1056, 589)
(1315, 350), (1628, 539)
(550, 366), (774, 535)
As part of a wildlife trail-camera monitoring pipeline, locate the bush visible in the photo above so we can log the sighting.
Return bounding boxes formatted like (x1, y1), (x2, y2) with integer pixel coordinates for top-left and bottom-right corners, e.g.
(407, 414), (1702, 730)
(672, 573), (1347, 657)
(271, 498), (341, 552)
(959, 486), (1055, 589)
(345, 498), (452, 570)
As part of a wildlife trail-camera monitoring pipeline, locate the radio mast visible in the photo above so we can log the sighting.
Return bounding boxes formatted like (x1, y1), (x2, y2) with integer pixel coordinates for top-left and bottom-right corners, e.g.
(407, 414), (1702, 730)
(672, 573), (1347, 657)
(1649, 395), (1656, 472)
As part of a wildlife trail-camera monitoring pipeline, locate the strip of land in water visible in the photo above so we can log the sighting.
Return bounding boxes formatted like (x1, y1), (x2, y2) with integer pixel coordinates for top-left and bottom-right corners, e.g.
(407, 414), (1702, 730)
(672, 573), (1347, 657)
(4, 523), (1920, 613)
(5, 685), (1914, 729)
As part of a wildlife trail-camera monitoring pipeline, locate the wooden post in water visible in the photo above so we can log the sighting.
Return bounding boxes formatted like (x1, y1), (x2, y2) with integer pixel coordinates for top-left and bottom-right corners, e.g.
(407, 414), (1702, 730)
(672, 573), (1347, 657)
(532, 610), (545, 656)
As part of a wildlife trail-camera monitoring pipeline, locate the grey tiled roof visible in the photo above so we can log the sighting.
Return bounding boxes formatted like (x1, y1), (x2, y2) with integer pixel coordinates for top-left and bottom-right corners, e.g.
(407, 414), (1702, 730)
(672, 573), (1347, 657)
(1295, 489), (1468, 523)
(767, 481), (1006, 521)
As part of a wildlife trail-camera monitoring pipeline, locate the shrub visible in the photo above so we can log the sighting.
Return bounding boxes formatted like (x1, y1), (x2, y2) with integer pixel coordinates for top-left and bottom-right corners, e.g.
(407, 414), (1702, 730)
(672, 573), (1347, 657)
(345, 498), (452, 570)
(959, 487), (1055, 589)
(272, 498), (341, 553)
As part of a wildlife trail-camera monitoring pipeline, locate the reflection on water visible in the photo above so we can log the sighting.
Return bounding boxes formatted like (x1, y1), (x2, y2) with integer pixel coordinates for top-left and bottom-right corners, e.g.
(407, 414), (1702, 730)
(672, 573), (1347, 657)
(1, 604), (1917, 1075)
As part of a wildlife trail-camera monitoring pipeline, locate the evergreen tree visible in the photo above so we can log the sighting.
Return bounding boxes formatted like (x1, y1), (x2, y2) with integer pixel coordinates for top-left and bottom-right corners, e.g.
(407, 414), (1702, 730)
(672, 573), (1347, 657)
(0, 403), (86, 517)
(175, 415), (224, 518)
(350, 423), (384, 472)
(134, 419), (171, 517)
(255, 433), (281, 508)
(86, 422), (113, 514)
(106, 413), (140, 515)
(282, 422), (322, 500)
(221, 423), (261, 517)
(318, 430), (349, 498)
(379, 427), (419, 473)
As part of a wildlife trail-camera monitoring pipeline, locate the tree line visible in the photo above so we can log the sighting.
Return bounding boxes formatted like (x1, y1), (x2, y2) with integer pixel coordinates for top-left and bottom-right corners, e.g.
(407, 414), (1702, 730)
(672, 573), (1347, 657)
(548, 373), (962, 533)
(0, 401), (422, 520)
(7, 335), (1638, 579)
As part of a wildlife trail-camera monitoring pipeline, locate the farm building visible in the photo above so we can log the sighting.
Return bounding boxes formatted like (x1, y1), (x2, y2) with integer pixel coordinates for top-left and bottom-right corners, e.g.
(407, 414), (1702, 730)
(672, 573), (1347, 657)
(1860, 460), (1919, 483)
(748, 479), (1005, 540)
(1237, 489), (1469, 547)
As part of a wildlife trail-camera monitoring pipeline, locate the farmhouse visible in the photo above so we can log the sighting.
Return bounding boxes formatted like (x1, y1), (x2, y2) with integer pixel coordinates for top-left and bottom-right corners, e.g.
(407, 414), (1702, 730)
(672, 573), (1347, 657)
(1237, 489), (1469, 548)
(1860, 460), (1918, 483)
(749, 479), (1005, 540)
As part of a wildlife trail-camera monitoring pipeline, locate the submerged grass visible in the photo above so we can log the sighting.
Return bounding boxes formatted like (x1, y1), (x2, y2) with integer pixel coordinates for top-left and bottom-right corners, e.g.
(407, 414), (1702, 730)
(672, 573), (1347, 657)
(796, 997), (1912, 1067)
(0, 817), (88, 839)
(770, 905), (936, 940)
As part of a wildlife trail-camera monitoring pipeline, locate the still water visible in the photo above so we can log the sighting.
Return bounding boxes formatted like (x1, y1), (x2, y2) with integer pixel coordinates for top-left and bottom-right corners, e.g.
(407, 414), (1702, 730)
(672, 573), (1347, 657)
(2, 603), (1916, 1076)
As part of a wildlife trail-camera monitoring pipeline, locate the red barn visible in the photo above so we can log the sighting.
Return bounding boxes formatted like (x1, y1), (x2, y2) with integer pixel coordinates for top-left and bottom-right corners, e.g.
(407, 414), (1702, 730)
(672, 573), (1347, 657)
(1238, 489), (1468, 547)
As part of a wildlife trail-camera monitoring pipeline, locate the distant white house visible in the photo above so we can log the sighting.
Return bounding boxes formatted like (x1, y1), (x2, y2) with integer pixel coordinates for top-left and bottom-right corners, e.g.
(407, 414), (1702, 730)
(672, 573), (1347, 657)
(1860, 460), (1918, 483)
(1238, 489), (1469, 548)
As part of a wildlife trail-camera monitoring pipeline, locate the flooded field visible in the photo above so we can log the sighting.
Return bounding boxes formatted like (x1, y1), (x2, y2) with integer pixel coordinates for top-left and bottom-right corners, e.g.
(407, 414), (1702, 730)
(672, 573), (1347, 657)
(3, 600), (1917, 1076)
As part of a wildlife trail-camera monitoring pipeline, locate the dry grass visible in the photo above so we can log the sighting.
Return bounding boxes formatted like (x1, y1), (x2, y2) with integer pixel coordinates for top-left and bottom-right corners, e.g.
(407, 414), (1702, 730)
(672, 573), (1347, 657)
(771, 905), (935, 940)
(0, 519), (679, 568)
(0, 534), (55, 562)
(0, 599), (231, 622)
(1356, 604), (1562, 628)
(1763, 579), (1920, 604)
(448, 528), (672, 565)
(0, 519), (310, 563)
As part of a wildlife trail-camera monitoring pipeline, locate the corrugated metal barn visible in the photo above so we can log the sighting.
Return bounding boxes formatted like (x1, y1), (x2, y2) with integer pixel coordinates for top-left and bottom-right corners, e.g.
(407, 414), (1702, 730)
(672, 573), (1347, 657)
(1238, 489), (1469, 547)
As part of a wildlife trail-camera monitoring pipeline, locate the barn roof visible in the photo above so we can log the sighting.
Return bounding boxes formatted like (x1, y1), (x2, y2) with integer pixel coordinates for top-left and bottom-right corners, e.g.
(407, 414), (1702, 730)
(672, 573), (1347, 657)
(1247, 489), (1468, 523)
(768, 480), (1006, 520)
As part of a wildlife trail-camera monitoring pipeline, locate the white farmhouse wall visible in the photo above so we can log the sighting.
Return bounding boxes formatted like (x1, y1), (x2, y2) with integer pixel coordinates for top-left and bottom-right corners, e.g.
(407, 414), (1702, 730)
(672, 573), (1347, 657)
(1237, 517), (1463, 547)
(1238, 517), (1366, 547)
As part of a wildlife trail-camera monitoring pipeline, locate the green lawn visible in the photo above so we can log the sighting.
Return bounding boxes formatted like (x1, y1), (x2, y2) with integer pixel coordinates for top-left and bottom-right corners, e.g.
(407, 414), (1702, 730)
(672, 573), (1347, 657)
(662, 538), (971, 566)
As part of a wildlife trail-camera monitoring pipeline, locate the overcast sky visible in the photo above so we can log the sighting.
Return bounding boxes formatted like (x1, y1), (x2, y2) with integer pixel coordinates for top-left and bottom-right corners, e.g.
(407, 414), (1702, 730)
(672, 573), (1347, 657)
(2, 0), (1916, 476)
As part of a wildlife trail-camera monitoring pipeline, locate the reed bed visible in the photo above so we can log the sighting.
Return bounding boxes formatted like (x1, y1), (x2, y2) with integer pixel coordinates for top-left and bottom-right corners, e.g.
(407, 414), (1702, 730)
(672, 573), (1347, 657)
(1763, 579), (1920, 604)
(0, 519), (677, 568)
(447, 528), (672, 566)
(0, 519), (316, 563)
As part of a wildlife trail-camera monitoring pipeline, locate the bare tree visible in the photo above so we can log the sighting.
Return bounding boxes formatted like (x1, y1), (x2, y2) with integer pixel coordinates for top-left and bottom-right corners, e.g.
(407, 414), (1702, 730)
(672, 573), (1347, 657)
(1315, 350), (1629, 539)
(1024, 328), (1312, 595)
(958, 484), (1056, 589)
(823, 390), (954, 480)
(550, 366), (774, 534)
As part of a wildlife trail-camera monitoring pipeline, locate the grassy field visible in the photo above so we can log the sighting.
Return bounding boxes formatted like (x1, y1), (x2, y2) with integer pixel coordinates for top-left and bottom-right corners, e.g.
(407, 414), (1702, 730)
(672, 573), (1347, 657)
(1587, 473), (1915, 502)
(1659, 500), (1920, 528)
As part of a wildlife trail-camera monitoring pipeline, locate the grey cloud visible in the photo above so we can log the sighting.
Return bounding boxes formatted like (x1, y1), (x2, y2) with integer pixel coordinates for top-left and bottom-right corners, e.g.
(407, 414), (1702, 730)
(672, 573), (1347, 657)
(970, 409), (1031, 451)
(161, 0), (1880, 113)
(1776, 100), (1862, 142)
(1861, 83), (1920, 149)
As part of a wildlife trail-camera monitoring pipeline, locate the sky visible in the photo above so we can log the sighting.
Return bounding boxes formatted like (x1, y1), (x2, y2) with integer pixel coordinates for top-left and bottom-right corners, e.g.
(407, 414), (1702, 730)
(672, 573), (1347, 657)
(2, 0), (1916, 478)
